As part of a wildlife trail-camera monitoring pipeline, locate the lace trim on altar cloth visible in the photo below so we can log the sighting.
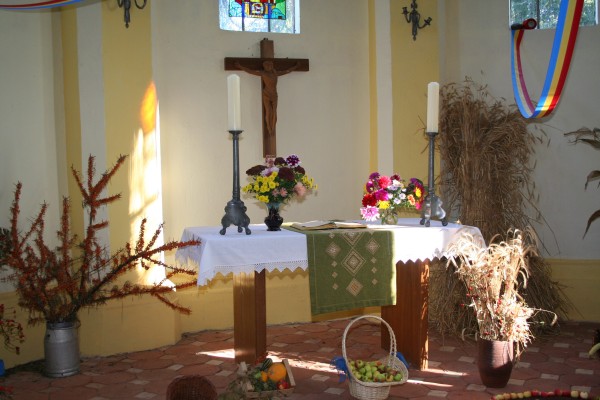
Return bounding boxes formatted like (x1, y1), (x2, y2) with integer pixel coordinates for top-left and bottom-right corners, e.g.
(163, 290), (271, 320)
(197, 260), (309, 286)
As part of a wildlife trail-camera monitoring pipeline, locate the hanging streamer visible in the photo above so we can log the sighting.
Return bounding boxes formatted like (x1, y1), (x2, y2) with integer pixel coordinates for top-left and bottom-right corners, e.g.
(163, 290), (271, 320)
(511, 0), (583, 119)
(0, 0), (85, 9)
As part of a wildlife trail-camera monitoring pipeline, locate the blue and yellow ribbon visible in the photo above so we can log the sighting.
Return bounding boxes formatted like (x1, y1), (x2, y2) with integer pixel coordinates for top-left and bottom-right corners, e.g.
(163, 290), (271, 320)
(511, 0), (583, 118)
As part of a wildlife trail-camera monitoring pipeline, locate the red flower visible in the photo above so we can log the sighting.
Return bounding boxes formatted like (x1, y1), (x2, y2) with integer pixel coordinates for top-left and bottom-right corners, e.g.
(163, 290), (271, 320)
(362, 193), (377, 207)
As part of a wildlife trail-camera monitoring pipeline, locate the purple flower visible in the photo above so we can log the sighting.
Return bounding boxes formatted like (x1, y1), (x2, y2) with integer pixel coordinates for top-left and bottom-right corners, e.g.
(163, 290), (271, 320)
(286, 154), (301, 167)
(278, 167), (295, 181)
(274, 157), (287, 166)
(369, 172), (380, 180)
(374, 189), (389, 201)
(246, 165), (266, 176)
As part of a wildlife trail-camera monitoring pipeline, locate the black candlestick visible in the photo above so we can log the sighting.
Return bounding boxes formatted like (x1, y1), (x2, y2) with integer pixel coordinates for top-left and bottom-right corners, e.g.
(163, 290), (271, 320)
(220, 130), (251, 235)
(420, 131), (448, 227)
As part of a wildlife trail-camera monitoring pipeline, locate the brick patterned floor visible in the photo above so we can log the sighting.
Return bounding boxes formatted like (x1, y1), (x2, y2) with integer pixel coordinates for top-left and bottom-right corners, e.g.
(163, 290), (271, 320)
(1, 318), (599, 399)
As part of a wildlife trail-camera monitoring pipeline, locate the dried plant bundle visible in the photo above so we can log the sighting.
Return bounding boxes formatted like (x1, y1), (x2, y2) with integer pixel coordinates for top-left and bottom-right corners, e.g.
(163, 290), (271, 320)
(446, 228), (556, 356)
(429, 79), (572, 339)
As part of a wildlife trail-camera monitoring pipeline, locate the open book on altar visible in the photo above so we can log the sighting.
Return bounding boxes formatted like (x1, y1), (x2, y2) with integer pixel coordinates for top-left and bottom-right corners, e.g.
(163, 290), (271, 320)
(290, 220), (367, 230)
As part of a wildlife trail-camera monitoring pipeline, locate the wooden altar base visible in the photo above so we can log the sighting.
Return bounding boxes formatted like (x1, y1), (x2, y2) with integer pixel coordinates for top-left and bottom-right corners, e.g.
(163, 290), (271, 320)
(233, 260), (431, 370)
(381, 259), (430, 370)
(233, 271), (266, 364)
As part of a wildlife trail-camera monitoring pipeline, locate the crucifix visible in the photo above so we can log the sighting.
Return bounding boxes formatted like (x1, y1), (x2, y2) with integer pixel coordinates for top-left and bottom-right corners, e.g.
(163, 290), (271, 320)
(222, 39), (308, 364)
(225, 38), (309, 156)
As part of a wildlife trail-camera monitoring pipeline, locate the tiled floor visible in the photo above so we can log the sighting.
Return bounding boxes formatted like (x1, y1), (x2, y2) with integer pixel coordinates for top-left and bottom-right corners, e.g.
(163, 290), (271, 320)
(2, 317), (599, 399)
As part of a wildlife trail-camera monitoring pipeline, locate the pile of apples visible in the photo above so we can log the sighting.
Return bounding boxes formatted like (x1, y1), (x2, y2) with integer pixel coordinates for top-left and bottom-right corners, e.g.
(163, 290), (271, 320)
(347, 359), (404, 383)
(491, 389), (592, 399)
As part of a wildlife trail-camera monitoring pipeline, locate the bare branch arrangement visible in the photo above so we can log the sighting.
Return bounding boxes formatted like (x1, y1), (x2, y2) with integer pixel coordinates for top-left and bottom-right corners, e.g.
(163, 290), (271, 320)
(1, 154), (200, 326)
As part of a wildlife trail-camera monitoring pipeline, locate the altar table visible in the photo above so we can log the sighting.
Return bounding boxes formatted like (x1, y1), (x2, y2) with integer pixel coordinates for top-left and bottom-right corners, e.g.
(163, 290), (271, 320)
(176, 219), (482, 369)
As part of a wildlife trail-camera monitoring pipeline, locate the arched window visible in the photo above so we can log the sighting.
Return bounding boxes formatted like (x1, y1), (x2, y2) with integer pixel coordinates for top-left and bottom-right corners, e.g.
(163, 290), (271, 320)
(219, 0), (300, 34)
(510, 0), (597, 29)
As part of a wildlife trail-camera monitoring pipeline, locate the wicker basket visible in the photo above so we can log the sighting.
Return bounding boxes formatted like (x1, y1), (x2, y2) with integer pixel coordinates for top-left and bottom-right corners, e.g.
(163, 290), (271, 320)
(342, 315), (409, 400)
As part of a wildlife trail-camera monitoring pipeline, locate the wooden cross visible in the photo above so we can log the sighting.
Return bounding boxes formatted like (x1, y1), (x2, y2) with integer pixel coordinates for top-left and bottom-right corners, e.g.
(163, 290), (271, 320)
(225, 38), (309, 156)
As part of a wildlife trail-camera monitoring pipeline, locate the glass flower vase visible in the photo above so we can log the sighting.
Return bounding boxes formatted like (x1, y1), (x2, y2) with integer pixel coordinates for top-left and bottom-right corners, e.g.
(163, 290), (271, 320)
(264, 202), (284, 231)
(380, 210), (398, 225)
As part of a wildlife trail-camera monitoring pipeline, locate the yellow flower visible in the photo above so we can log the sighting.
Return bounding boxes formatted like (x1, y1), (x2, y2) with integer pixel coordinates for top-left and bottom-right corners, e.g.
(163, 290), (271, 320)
(415, 188), (422, 198)
(379, 201), (390, 209)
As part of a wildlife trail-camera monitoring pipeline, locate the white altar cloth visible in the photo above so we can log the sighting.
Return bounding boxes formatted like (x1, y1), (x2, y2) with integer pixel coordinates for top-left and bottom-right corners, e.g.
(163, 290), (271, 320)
(176, 224), (309, 286)
(175, 219), (482, 286)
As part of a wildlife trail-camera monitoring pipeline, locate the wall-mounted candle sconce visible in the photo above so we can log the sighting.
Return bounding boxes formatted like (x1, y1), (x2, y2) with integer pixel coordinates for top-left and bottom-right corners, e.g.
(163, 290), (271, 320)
(402, 0), (432, 41)
(117, 0), (147, 28)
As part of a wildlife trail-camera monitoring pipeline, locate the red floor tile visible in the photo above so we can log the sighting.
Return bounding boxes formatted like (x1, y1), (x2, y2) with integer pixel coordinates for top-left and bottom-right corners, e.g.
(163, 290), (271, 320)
(0, 318), (598, 400)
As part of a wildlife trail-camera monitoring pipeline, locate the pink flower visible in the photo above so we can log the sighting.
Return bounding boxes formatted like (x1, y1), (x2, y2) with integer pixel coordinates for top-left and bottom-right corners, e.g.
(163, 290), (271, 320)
(378, 175), (391, 189)
(360, 206), (380, 221)
(294, 183), (307, 197)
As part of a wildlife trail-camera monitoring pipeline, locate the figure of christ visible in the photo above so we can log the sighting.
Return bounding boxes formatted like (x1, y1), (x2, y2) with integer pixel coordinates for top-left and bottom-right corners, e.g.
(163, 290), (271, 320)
(235, 60), (299, 139)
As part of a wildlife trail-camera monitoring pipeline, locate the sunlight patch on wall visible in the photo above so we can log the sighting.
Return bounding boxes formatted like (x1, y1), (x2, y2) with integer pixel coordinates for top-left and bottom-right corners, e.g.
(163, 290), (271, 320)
(129, 82), (168, 286)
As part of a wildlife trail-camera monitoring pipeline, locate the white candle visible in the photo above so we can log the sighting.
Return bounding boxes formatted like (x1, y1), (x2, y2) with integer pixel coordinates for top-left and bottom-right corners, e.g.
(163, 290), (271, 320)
(427, 82), (439, 133)
(227, 74), (241, 131)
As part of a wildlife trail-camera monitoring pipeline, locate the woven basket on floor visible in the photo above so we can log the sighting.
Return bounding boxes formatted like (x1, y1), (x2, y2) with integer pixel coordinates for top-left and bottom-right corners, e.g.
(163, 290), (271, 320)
(342, 315), (409, 400)
(166, 375), (218, 400)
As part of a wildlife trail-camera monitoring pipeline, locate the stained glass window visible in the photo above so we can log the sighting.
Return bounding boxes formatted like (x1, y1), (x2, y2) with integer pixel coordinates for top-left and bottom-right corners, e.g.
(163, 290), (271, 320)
(219, 0), (300, 34)
(510, 0), (597, 29)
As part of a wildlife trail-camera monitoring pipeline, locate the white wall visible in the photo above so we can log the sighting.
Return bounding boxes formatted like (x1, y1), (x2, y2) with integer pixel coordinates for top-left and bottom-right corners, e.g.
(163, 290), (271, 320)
(441, 1), (600, 259)
(152, 0), (371, 243)
(0, 10), (62, 291)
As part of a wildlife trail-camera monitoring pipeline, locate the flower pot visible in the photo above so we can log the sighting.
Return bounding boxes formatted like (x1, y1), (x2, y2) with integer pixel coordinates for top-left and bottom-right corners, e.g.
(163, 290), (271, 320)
(477, 338), (514, 388)
(44, 321), (80, 378)
(265, 202), (283, 231)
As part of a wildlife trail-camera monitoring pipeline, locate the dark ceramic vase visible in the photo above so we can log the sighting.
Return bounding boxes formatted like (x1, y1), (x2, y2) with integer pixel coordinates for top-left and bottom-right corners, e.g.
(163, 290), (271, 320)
(477, 338), (514, 388)
(265, 202), (283, 231)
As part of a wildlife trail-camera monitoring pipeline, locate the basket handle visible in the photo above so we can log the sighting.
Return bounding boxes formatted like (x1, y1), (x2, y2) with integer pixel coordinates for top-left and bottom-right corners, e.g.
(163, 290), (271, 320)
(342, 315), (397, 368)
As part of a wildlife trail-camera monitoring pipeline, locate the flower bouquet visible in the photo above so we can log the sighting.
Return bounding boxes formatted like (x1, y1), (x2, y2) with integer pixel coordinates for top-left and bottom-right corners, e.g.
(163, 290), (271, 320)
(242, 154), (317, 205)
(360, 172), (425, 224)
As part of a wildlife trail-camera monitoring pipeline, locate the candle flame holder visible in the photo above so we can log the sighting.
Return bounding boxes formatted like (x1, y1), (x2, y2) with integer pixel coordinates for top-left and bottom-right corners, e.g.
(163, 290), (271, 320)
(420, 131), (448, 227)
(402, 0), (432, 41)
(220, 130), (251, 235)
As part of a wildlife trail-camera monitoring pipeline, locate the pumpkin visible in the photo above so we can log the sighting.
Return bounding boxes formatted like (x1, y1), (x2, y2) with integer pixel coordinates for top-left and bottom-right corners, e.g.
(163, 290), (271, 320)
(266, 362), (287, 382)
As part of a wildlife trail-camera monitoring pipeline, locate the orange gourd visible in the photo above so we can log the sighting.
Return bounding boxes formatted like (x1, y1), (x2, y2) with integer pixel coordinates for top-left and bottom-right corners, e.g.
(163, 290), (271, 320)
(267, 362), (287, 382)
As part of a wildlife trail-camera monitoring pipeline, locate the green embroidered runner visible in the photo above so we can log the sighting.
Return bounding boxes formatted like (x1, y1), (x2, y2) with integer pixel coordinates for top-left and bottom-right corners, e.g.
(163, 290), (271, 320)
(287, 227), (396, 315)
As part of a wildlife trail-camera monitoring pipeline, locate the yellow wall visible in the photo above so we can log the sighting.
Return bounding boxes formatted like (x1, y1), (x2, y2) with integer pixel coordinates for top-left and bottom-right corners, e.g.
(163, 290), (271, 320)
(548, 259), (600, 322)
(390, 1), (439, 180)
